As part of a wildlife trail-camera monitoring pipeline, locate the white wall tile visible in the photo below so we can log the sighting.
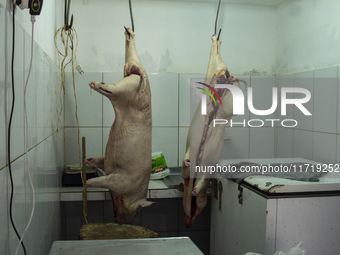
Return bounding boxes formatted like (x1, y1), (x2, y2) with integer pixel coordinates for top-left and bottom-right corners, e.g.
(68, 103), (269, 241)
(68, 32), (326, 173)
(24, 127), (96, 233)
(24, 31), (37, 150)
(46, 208), (55, 254)
(39, 136), (62, 193)
(65, 128), (102, 166)
(338, 67), (340, 134)
(102, 127), (110, 157)
(52, 202), (61, 241)
(249, 76), (278, 127)
(9, 157), (27, 255)
(141, 199), (178, 232)
(52, 63), (61, 134)
(64, 201), (87, 236)
(178, 127), (189, 166)
(0, 4), (6, 169)
(55, 133), (64, 188)
(35, 43), (46, 144)
(103, 73), (120, 127)
(249, 127), (275, 158)
(293, 129), (313, 160)
(152, 127), (178, 167)
(276, 128), (293, 158)
(65, 72), (102, 127)
(0, 168), (9, 255)
(179, 74), (205, 127)
(149, 73), (178, 127)
(52, 61), (64, 136)
(277, 74), (294, 120)
(44, 53), (55, 138)
(24, 147), (40, 255)
(25, 144), (37, 206)
(337, 135), (340, 163)
(7, 20), (25, 161)
(1, 5), (63, 255)
(294, 71), (313, 131)
(36, 131), (47, 196)
(103, 200), (115, 223)
(312, 132), (337, 164)
(220, 127), (250, 160)
(313, 67), (337, 133)
(231, 75), (251, 124)
(29, 145), (51, 254)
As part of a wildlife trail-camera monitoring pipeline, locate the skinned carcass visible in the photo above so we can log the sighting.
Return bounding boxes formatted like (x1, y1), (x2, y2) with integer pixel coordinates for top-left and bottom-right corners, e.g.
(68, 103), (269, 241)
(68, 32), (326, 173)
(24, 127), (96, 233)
(181, 33), (247, 228)
(86, 27), (153, 224)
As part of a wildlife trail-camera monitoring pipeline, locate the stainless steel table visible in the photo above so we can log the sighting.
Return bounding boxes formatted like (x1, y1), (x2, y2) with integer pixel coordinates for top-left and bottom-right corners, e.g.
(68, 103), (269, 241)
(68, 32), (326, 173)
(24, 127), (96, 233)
(49, 237), (204, 255)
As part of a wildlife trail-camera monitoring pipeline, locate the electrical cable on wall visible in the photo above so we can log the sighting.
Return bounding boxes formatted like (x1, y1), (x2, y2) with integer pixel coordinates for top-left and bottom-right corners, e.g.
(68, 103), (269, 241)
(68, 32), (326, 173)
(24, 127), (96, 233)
(8, 3), (27, 255)
(14, 14), (37, 255)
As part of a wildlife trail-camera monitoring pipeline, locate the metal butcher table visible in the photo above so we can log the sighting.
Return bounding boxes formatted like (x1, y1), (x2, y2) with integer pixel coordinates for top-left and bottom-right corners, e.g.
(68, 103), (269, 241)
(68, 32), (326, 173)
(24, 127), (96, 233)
(49, 237), (204, 255)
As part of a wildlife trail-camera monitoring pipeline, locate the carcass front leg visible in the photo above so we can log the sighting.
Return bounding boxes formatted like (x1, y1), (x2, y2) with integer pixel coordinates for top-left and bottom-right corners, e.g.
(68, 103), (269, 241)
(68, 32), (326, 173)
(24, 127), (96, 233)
(85, 157), (104, 170)
(89, 74), (141, 98)
(86, 175), (110, 189)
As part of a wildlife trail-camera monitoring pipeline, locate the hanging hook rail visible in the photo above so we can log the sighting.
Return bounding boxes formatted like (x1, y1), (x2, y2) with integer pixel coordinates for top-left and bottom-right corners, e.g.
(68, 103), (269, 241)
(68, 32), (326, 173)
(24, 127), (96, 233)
(215, 0), (222, 40)
(129, 0), (134, 32)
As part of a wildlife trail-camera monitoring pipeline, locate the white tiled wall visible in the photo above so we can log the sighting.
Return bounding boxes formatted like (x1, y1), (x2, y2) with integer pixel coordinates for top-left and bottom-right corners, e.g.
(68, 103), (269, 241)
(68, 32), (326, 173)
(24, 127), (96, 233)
(313, 67), (337, 134)
(0, 3), (6, 172)
(276, 67), (340, 164)
(249, 76), (278, 125)
(276, 128), (293, 158)
(293, 71), (314, 131)
(65, 72), (211, 167)
(6, 17), (25, 162)
(66, 73), (284, 166)
(337, 135), (340, 163)
(0, 3), (63, 255)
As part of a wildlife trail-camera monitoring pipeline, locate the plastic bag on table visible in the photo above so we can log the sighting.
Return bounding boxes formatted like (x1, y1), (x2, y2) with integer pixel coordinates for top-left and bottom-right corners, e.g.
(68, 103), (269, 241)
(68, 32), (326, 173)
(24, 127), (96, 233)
(274, 242), (305, 255)
(244, 242), (306, 255)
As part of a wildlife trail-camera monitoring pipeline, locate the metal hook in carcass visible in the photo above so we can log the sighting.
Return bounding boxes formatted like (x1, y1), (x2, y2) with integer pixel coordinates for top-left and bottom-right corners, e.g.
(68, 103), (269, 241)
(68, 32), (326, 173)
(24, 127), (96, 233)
(64, 0), (74, 31)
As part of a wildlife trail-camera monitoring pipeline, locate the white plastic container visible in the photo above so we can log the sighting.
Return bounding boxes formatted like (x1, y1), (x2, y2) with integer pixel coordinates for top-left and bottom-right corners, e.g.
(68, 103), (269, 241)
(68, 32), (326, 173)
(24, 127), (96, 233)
(151, 151), (170, 180)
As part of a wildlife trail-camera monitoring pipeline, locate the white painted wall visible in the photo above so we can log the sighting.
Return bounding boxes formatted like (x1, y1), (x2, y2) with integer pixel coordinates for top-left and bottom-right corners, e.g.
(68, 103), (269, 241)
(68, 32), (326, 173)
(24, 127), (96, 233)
(0, 1), (64, 254)
(1, 0), (62, 62)
(275, 0), (340, 74)
(69, 0), (276, 74)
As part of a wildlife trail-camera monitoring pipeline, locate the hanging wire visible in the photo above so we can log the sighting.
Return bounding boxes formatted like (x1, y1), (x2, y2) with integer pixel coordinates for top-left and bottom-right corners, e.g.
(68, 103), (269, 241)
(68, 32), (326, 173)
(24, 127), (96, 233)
(215, 0), (222, 38)
(15, 15), (37, 255)
(54, 25), (79, 141)
(54, 25), (87, 224)
(129, 0), (134, 31)
(8, 4), (27, 254)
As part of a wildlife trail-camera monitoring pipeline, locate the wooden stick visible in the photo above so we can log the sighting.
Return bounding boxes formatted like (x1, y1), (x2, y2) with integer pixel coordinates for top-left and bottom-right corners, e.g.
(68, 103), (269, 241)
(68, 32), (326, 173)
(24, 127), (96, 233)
(82, 136), (88, 224)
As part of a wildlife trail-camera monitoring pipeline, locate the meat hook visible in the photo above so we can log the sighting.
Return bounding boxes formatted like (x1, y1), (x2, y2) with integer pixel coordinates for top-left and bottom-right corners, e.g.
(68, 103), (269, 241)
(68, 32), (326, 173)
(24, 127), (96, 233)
(215, 0), (222, 40)
(64, 0), (73, 31)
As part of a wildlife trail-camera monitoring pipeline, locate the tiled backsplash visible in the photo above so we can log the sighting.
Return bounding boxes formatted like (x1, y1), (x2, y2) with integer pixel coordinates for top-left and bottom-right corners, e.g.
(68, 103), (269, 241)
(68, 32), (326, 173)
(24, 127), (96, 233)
(0, 4), (63, 254)
(64, 70), (340, 167)
(276, 68), (340, 164)
(64, 72), (254, 167)
(1, 3), (340, 255)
